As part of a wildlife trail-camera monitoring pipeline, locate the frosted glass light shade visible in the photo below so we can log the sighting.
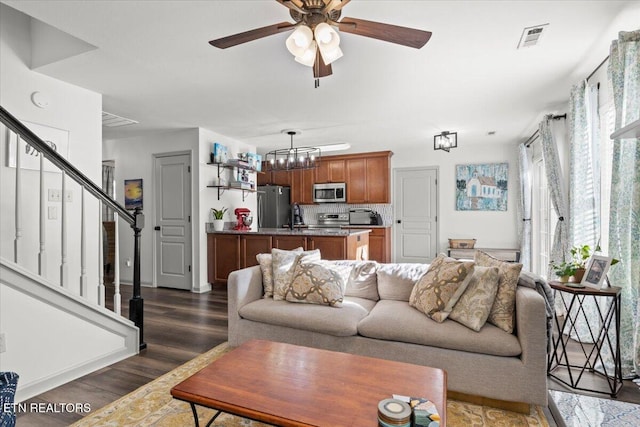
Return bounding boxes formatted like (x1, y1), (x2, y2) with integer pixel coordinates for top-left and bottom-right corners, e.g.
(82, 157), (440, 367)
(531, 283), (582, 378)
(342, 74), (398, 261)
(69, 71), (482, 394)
(319, 45), (343, 65)
(314, 23), (340, 50)
(295, 41), (317, 67)
(286, 25), (313, 57)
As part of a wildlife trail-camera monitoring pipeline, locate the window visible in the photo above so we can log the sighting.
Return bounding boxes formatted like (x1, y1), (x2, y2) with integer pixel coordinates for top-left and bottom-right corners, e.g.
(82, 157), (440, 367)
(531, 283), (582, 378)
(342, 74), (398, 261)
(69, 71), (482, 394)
(531, 154), (556, 279)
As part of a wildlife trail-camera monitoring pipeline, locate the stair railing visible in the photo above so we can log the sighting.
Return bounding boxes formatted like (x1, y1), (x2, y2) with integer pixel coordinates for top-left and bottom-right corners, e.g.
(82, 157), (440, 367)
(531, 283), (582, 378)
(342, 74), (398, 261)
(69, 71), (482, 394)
(0, 105), (146, 350)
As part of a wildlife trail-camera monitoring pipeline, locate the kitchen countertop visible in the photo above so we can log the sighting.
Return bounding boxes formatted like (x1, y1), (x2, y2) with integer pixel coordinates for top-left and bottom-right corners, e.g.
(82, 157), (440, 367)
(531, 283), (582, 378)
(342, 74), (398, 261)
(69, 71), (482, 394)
(206, 225), (371, 236)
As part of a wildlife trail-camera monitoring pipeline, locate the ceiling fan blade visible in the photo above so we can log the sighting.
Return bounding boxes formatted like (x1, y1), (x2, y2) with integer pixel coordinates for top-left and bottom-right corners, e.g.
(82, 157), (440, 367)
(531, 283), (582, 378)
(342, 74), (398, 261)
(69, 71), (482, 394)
(275, 0), (309, 15)
(323, 0), (351, 13)
(313, 50), (332, 78)
(338, 17), (432, 49)
(209, 22), (295, 49)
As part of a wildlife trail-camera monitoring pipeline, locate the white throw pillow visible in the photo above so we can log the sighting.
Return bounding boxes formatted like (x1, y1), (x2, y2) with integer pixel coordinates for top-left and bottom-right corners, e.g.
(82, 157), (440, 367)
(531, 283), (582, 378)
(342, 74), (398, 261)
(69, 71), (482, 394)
(272, 248), (321, 301)
(257, 247), (303, 298)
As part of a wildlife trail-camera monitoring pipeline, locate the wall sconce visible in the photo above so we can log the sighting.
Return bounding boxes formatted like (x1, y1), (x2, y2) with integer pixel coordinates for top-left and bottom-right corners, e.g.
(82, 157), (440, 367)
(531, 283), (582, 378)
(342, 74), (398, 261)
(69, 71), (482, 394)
(434, 131), (457, 152)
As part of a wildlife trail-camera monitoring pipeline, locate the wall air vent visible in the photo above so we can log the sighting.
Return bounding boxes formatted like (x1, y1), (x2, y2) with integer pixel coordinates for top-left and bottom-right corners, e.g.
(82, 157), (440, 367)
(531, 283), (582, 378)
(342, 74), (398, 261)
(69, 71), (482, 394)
(102, 111), (139, 127)
(517, 24), (548, 49)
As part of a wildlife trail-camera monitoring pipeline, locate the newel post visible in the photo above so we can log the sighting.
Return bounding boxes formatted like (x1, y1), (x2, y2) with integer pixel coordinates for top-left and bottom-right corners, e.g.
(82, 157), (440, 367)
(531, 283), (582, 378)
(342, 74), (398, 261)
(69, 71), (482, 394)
(130, 207), (147, 350)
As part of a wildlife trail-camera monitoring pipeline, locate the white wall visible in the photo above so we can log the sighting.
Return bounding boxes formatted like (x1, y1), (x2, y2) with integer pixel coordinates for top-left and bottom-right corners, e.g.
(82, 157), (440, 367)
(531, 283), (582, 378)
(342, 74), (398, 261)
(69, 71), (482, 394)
(392, 141), (520, 255)
(0, 4), (102, 299)
(103, 128), (256, 292)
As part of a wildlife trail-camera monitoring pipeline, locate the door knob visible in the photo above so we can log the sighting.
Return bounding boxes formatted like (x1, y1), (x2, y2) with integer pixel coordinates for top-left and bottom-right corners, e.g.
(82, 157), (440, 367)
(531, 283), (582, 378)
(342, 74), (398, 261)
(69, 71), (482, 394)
(154, 226), (161, 231)
(396, 220), (401, 224)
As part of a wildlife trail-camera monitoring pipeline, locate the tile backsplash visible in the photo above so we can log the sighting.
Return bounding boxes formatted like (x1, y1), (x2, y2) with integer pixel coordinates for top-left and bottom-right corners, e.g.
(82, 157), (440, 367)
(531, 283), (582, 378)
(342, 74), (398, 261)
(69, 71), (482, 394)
(300, 204), (392, 226)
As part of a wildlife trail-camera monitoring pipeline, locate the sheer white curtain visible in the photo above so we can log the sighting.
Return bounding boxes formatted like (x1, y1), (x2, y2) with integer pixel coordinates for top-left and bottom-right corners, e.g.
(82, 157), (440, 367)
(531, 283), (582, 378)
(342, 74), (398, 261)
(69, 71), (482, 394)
(517, 143), (532, 271)
(102, 163), (115, 221)
(539, 116), (570, 278)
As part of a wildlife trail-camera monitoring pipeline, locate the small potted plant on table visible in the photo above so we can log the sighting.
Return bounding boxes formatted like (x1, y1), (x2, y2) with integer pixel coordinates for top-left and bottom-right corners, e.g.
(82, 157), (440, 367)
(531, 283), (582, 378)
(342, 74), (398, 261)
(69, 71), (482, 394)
(211, 207), (227, 231)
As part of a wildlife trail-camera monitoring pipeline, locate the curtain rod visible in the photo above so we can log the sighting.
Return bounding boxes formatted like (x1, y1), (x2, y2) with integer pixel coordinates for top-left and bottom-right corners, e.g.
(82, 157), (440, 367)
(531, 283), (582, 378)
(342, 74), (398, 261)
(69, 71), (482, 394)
(587, 55), (610, 81)
(524, 114), (567, 148)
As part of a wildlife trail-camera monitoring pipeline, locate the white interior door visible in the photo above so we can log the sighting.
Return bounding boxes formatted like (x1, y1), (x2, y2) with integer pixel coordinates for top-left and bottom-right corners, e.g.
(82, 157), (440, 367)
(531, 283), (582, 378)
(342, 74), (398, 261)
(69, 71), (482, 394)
(393, 167), (438, 263)
(154, 153), (192, 290)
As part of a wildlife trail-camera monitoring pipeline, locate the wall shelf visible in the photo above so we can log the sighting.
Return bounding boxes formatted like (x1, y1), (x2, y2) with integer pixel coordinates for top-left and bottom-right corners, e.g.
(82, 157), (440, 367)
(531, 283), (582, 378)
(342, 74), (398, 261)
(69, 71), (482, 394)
(206, 162), (257, 201)
(610, 118), (640, 140)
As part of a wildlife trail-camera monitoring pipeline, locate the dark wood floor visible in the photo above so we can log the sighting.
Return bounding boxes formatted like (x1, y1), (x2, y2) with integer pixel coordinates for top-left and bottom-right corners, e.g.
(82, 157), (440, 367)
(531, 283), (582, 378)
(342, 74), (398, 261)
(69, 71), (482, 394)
(16, 283), (229, 427)
(16, 284), (640, 426)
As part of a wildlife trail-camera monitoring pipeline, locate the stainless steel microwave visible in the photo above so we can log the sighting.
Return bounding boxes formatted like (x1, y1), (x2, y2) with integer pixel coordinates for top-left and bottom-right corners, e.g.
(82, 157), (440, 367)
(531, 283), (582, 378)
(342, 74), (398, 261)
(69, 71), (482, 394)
(313, 183), (346, 203)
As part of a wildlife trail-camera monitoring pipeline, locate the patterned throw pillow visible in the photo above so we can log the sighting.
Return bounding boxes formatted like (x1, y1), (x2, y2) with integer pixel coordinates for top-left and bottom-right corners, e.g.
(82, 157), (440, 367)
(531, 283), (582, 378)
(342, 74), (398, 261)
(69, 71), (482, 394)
(409, 254), (475, 322)
(272, 249), (321, 301)
(285, 259), (350, 307)
(449, 266), (500, 331)
(475, 250), (523, 333)
(257, 248), (303, 298)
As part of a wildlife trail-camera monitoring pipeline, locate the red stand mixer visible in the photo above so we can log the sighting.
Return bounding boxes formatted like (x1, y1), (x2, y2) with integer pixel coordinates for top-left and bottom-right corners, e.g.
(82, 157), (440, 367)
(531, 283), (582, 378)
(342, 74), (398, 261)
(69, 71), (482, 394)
(233, 208), (253, 230)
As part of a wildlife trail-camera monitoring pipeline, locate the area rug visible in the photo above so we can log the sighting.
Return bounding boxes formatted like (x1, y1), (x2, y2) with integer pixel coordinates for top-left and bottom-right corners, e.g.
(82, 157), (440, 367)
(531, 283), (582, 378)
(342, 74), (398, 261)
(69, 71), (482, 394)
(550, 390), (640, 427)
(71, 342), (549, 427)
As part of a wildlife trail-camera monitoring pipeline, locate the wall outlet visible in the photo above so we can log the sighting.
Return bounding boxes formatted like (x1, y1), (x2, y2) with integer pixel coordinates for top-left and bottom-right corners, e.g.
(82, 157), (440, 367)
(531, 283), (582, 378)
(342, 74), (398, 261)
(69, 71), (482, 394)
(126, 258), (132, 268)
(0, 333), (6, 353)
(48, 206), (57, 220)
(65, 190), (73, 202)
(48, 189), (61, 202)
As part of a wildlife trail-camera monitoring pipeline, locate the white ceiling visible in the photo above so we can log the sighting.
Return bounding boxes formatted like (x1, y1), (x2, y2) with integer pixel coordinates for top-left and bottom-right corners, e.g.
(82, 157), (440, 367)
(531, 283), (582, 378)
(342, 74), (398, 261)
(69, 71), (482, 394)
(4, 0), (639, 154)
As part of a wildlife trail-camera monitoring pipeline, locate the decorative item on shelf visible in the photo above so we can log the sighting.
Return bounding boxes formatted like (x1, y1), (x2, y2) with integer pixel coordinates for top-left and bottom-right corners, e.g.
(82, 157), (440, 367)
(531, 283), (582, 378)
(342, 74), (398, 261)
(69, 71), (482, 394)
(211, 207), (227, 231)
(550, 244), (618, 284)
(448, 238), (476, 249)
(233, 208), (252, 230)
(265, 130), (321, 172)
(434, 131), (457, 152)
(212, 142), (228, 164)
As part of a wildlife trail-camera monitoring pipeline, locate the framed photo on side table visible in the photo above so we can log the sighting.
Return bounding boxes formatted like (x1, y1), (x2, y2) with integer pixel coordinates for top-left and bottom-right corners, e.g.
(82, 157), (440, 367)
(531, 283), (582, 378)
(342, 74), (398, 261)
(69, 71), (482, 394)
(581, 255), (612, 289)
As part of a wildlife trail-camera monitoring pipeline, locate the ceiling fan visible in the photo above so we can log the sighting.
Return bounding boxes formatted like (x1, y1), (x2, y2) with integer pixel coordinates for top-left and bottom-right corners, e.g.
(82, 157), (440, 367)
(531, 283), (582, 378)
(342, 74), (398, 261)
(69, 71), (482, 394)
(209, 0), (432, 86)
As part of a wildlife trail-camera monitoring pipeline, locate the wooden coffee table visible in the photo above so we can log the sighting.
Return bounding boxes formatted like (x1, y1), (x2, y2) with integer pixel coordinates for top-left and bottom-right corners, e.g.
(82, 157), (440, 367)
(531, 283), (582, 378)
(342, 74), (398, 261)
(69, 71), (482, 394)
(171, 340), (447, 426)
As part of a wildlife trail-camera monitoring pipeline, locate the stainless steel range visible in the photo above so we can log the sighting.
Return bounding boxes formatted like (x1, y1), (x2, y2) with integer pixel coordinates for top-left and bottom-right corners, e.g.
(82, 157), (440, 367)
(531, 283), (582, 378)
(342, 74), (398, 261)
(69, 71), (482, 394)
(308, 212), (349, 230)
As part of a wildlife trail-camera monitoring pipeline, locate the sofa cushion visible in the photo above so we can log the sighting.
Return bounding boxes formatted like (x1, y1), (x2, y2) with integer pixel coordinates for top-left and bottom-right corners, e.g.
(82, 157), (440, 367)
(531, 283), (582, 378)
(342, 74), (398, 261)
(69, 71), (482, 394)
(409, 255), (475, 322)
(258, 247), (303, 299)
(239, 297), (377, 337)
(475, 250), (523, 333)
(285, 260), (350, 307)
(449, 266), (500, 331)
(333, 260), (379, 301)
(377, 263), (430, 301)
(272, 249), (321, 301)
(357, 300), (522, 357)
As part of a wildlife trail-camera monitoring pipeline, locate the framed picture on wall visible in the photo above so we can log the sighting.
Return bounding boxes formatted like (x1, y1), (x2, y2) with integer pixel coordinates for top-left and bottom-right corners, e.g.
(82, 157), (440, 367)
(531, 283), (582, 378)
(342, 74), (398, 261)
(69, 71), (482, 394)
(6, 121), (70, 172)
(124, 179), (143, 210)
(455, 163), (509, 211)
(581, 255), (612, 289)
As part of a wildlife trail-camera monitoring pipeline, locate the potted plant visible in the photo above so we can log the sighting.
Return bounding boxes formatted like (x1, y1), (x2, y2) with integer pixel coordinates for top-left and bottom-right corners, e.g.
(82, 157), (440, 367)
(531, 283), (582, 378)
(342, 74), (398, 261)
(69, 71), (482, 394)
(550, 259), (578, 283)
(569, 244), (591, 283)
(211, 207), (227, 231)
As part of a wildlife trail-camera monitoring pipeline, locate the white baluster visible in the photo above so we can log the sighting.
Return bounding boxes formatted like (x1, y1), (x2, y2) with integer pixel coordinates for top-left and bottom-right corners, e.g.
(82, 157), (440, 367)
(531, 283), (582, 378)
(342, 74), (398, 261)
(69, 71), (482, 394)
(60, 171), (68, 288)
(39, 153), (46, 275)
(80, 187), (88, 297)
(98, 207), (105, 307)
(113, 211), (121, 315)
(14, 135), (22, 263)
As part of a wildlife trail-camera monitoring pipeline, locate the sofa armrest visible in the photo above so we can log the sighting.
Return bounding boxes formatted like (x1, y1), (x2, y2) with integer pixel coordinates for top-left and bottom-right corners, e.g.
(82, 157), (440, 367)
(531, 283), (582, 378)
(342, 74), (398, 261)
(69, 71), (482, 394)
(515, 286), (547, 370)
(227, 266), (263, 346)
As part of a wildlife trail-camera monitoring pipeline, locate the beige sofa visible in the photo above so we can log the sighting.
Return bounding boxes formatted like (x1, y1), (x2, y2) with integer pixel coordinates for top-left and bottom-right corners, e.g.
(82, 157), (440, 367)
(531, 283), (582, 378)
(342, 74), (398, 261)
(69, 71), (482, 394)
(227, 261), (548, 407)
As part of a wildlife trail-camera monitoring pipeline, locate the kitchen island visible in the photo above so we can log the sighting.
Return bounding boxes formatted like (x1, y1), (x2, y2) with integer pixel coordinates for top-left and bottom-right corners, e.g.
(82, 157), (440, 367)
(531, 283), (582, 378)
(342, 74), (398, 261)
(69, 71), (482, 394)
(207, 226), (370, 284)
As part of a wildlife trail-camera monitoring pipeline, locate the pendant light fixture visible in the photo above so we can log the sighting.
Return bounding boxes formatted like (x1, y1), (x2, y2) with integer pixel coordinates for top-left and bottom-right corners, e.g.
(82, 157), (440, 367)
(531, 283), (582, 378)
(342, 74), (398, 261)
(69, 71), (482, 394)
(434, 131), (458, 152)
(265, 130), (321, 171)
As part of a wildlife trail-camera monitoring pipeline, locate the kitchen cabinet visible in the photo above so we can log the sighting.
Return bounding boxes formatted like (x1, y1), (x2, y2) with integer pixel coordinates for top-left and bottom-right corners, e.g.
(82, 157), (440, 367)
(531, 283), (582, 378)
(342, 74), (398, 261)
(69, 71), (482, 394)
(344, 227), (391, 263)
(208, 234), (240, 284)
(315, 159), (346, 183)
(346, 158), (367, 203)
(241, 235), (273, 268)
(365, 156), (390, 203)
(291, 168), (315, 204)
(273, 235), (308, 251)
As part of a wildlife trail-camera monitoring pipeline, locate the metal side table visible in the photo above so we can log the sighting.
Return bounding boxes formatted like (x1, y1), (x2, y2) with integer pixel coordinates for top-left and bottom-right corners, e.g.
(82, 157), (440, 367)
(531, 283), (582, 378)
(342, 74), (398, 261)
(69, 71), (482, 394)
(547, 281), (622, 397)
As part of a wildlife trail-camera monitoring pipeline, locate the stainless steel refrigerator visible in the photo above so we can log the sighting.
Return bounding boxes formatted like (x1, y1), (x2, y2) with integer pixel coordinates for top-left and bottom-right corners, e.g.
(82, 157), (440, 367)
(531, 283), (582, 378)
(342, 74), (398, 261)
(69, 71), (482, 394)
(257, 186), (290, 228)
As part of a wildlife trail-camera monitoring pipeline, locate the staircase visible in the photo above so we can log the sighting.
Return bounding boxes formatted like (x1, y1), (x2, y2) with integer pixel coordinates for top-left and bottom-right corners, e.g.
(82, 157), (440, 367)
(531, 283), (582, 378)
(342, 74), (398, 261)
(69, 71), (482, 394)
(0, 106), (143, 402)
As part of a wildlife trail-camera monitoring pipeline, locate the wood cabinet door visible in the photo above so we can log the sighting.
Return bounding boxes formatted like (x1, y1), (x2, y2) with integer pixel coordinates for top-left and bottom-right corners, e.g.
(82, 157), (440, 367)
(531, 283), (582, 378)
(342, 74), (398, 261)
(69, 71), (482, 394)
(346, 158), (366, 203)
(241, 235), (273, 268)
(308, 236), (346, 260)
(210, 234), (240, 283)
(271, 170), (291, 187)
(291, 169), (303, 204)
(366, 156), (390, 203)
(300, 168), (315, 204)
(367, 228), (391, 263)
(257, 170), (271, 186)
(316, 159), (345, 183)
(273, 235), (307, 250)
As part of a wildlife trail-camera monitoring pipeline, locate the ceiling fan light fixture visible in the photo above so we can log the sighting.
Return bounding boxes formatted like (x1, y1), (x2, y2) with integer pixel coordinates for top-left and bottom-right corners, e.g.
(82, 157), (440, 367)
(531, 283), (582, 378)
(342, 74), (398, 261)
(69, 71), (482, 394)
(286, 25), (313, 57)
(319, 44), (343, 65)
(314, 23), (340, 49)
(294, 41), (317, 66)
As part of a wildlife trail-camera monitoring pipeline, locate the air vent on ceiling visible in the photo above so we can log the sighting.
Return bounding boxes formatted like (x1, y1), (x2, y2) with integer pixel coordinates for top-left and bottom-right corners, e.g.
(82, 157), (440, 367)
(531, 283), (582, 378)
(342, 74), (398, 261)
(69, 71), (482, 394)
(517, 24), (548, 49)
(102, 111), (139, 127)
